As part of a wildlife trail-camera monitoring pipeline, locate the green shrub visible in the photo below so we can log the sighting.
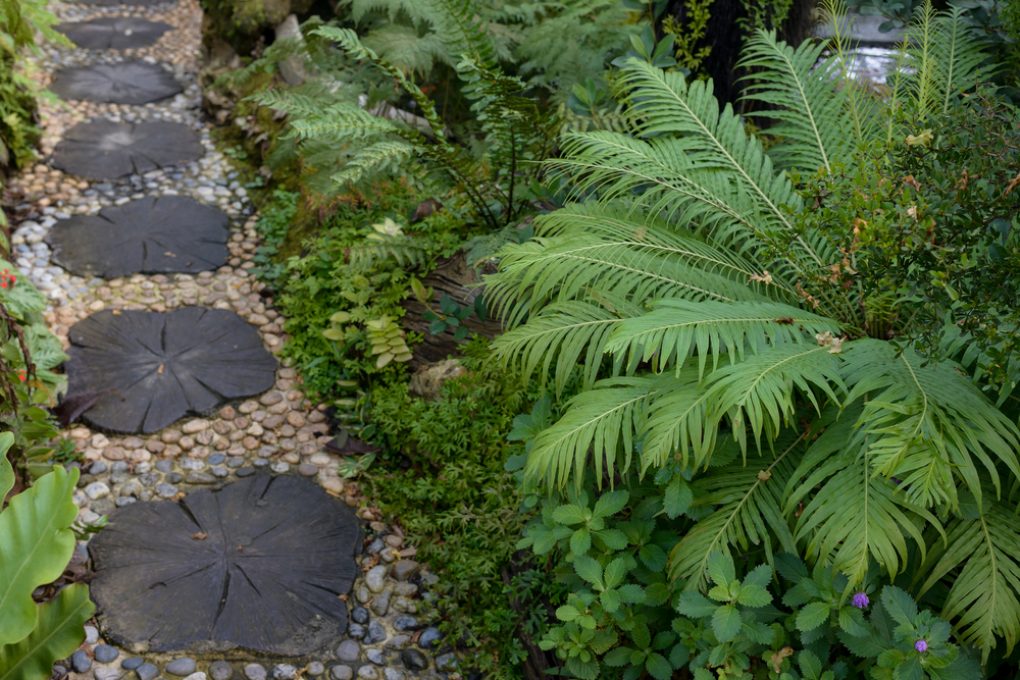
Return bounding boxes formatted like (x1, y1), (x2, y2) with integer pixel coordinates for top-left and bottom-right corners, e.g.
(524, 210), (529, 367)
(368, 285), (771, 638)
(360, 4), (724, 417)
(489, 1), (1020, 676)
(362, 344), (558, 677)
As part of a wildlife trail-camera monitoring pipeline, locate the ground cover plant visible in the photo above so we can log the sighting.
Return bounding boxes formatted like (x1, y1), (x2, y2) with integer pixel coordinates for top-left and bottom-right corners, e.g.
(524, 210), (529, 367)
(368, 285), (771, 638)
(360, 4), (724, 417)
(488, 1), (1020, 676)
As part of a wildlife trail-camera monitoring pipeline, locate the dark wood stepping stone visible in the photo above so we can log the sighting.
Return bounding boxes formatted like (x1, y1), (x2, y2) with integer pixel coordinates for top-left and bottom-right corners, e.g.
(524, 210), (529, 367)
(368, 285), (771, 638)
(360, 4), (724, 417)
(57, 17), (172, 50)
(88, 475), (361, 655)
(47, 196), (229, 278)
(52, 119), (202, 180)
(50, 61), (181, 104)
(64, 307), (277, 433)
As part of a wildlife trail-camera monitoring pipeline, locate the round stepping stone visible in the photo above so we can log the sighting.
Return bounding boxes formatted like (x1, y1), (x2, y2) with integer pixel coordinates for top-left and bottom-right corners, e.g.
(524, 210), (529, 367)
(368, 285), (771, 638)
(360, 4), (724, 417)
(52, 119), (203, 180)
(47, 196), (229, 278)
(50, 61), (181, 105)
(64, 307), (277, 434)
(88, 475), (362, 655)
(57, 17), (172, 50)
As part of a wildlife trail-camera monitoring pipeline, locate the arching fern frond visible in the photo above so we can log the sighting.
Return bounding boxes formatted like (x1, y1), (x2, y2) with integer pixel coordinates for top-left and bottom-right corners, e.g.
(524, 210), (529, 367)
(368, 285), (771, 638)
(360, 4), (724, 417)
(787, 409), (937, 586)
(738, 31), (855, 173)
(525, 375), (682, 490)
(491, 299), (636, 395)
(842, 340), (1020, 509)
(606, 300), (840, 379)
(919, 498), (1020, 661)
(669, 436), (803, 588)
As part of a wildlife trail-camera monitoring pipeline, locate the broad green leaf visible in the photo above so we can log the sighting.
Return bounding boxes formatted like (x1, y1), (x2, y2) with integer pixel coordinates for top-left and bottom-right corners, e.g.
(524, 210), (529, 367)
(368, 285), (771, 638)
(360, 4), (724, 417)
(677, 591), (716, 618)
(0, 584), (94, 680)
(601, 589), (622, 613)
(663, 478), (692, 519)
(595, 529), (629, 550)
(645, 652), (673, 680)
(574, 555), (604, 588)
(737, 584), (772, 607)
(555, 605), (580, 622)
(712, 604), (742, 642)
(639, 544), (667, 572)
(618, 584), (645, 604)
(552, 504), (589, 525)
(604, 557), (629, 590)
(796, 602), (831, 632)
(0, 466), (80, 645)
(0, 432), (14, 501)
(593, 489), (629, 518)
(706, 551), (735, 587)
(570, 528), (591, 555)
(880, 586), (918, 628)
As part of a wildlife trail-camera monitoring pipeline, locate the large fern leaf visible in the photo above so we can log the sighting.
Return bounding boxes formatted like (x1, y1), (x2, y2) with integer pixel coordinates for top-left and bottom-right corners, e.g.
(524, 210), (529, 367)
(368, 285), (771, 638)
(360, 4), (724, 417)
(738, 31), (854, 173)
(919, 499), (1020, 661)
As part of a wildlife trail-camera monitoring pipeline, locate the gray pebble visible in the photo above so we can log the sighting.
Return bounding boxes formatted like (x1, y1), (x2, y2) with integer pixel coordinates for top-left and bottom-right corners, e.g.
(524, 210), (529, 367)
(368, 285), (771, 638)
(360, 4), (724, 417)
(370, 589), (391, 616)
(384, 634), (410, 650)
(85, 625), (100, 644)
(351, 606), (369, 624)
(365, 565), (388, 593)
(393, 615), (417, 631)
(336, 639), (361, 662)
(89, 461), (109, 475)
(306, 662), (325, 677)
(365, 621), (387, 644)
(391, 560), (419, 582)
(383, 670), (405, 680)
(208, 453), (226, 465)
(365, 649), (385, 666)
(167, 472), (184, 484)
(330, 666), (353, 680)
(71, 649), (92, 673)
(212, 465), (230, 478)
(435, 653), (457, 671)
(400, 649), (428, 672)
(244, 663), (267, 680)
(298, 463), (318, 477)
(155, 460), (173, 473)
(272, 664), (296, 679)
(156, 482), (178, 498)
(94, 644), (119, 663)
(236, 466), (255, 477)
(167, 657), (197, 676)
(123, 657), (144, 670)
(137, 662), (160, 680)
(210, 660), (234, 680)
(356, 667), (377, 680)
(418, 627), (441, 649)
(347, 623), (365, 639)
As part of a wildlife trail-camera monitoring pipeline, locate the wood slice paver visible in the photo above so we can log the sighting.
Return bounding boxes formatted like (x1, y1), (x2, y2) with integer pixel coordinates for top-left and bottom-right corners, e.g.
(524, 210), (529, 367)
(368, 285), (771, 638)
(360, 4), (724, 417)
(88, 474), (361, 655)
(64, 307), (278, 434)
(50, 61), (182, 105)
(57, 17), (173, 50)
(47, 196), (229, 278)
(52, 119), (203, 180)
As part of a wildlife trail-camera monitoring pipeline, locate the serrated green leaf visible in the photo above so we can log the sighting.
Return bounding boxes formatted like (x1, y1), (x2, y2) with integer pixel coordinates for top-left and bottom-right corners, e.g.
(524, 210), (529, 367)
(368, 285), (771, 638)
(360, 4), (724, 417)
(737, 584), (772, 607)
(574, 555), (604, 588)
(556, 605), (580, 622)
(880, 586), (918, 628)
(645, 652), (673, 680)
(712, 604), (742, 642)
(553, 504), (590, 525)
(601, 589), (622, 613)
(0, 466), (79, 645)
(618, 584), (645, 604)
(593, 489), (629, 518)
(604, 557), (629, 590)
(570, 528), (591, 555)
(707, 551), (736, 587)
(595, 528), (629, 550)
(796, 602), (831, 632)
(639, 544), (667, 572)
(677, 591), (716, 618)
(663, 478), (693, 518)
(604, 647), (633, 667)
(0, 584), (94, 680)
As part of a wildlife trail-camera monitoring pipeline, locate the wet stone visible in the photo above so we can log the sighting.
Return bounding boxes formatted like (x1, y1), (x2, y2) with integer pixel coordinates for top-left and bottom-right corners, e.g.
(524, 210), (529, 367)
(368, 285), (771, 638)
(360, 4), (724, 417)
(365, 621), (387, 644)
(167, 658), (197, 676)
(244, 664), (267, 680)
(306, 662), (325, 677)
(210, 661), (233, 680)
(393, 615), (418, 631)
(365, 649), (385, 666)
(391, 560), (419, 582)
(336, 639), (361, 663)
(122, 657), (144, 670)
(365, 565), (388, 593)
(357, 668), (377, 680)
(418, 627), (441, 649)
(272, 664), (297, 679)
(347, 623), (365, 639)
(94, 644), (119, 663)
(137, 662), (160, 680)
(71, 650), (92, 673)
(351, 606), (369, 624)
(330, 667), (353, 680)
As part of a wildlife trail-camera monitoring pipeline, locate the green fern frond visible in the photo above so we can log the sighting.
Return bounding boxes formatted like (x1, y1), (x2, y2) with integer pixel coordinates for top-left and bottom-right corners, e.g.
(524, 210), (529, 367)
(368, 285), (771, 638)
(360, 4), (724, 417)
(787, 409), (936, 586)
(707, 342), (844, 455)
(842, 340), (1020, 509)
(669, 436), (803, 587)
(738, 31), (856, 173)
(920, 498), (1020, 661)
(615, 59), (834, 272)
(639, 376), (717, 470)
(606, 300), (840, 379)
(525, 375), (680, 490)
(491, 299), (637, 395)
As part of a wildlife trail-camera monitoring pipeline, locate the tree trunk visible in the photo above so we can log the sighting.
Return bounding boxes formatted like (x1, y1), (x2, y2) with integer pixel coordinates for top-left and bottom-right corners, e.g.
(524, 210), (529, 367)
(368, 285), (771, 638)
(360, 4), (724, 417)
(402, 252), (503, 366)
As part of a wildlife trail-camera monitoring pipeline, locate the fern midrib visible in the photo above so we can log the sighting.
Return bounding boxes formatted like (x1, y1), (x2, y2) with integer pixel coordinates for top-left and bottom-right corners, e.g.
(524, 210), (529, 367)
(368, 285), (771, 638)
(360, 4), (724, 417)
(772, 42), (832, 174)
(638, 68), (823, 268)
(525, 244), (738, 302)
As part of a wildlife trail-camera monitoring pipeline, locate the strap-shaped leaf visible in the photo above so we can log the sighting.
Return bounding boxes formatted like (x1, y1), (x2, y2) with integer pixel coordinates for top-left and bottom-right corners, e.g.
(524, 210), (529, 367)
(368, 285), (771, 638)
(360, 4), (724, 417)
(0, 584), (94, 680)
(0, 465), (80, 645)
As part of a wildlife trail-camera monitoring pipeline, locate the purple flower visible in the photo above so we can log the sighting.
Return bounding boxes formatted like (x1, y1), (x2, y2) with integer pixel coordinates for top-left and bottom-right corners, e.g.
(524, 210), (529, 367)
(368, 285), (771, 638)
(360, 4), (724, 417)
(915, 639), (928, 653)
(851, 592), (870, 609)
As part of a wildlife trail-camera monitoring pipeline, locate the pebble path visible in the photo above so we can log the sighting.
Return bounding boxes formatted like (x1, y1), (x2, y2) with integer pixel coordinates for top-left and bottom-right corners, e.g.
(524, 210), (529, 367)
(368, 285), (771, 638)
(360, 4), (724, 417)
(8, 1), (451, 678)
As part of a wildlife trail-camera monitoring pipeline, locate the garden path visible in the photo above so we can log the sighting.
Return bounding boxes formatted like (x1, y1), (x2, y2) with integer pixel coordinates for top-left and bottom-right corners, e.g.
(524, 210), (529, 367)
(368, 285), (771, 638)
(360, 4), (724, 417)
(7, 1), (449, 678)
